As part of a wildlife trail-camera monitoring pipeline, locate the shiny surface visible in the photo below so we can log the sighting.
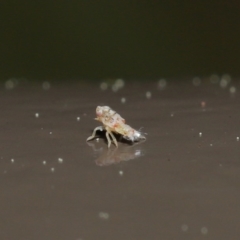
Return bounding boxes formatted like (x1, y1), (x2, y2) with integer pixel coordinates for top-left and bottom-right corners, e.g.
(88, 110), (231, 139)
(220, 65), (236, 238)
(0, 79), (240, 239)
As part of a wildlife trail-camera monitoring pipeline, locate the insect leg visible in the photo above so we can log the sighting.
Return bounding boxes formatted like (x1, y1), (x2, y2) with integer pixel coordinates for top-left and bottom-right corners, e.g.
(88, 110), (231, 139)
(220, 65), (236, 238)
(108, 131), (118, 147)
(105, 132), (112, 148)
(86, 126), (104, 142)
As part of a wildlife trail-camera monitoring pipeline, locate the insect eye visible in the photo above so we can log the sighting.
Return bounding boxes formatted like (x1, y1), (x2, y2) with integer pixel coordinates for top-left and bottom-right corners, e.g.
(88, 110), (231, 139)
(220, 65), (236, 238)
(96, 107), (103, 115)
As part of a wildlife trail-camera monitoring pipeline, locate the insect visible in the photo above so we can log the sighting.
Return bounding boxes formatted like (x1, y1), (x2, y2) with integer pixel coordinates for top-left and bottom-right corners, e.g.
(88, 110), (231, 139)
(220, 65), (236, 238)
(86, 106), (146, 148)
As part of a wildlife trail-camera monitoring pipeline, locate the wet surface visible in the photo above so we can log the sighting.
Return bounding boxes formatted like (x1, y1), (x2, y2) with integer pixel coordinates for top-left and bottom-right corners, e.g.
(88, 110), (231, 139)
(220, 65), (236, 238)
(1, 79), (240, 239)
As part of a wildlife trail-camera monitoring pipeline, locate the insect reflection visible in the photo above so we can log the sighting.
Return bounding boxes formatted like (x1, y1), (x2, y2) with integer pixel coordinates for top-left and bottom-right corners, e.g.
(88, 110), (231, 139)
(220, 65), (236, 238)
(87, 141), (145, 166)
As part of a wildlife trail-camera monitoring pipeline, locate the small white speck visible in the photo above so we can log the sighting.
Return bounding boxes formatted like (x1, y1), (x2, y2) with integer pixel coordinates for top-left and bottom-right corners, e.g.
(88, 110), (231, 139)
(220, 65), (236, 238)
(170, 113), (174, 117)
(43, 161), (47, 165)
(199, 132), (202, 137)
(77, 117), (81, 121)
(5, 79), (16, 90)
(181, 224), (188, 232)
(219, 164), (222, 167)
(96, 138), (100, 142)
(220, 74), (231, 88)
(42, 81), (51, 90)
(114, 79), (125, 89)
(51, 167), (55, 172)
(201, 101), (206, 108)
(116, 78), (125, 87)
(100, 82), (108, 90)
(119, 170), (124, 176)
(237, 137), (239, 141)
(49, 132), (52, 134)
(35, 113), (39, 118)
(111, 79), (125, 92)
(121, 97), (126, 103)
(210, 143), (213, 146)
(98, 212), (109, 220)
(192, 77), (201, 86)
(3, 170), (7, 174)
(220, 78), (228, 88)
(58, 158), (63, 163)
(201, 227), (208, 235)
(229, 86), (236, 94)
(11, 159), (14, 163)
(135, 149), (142, 157)
(158, 78), (167, 89)
(146, 91), (152, 99)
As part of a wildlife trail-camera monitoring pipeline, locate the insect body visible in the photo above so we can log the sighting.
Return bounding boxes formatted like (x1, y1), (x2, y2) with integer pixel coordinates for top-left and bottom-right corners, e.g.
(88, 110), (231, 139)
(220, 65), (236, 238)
(86, 106), (146, 148)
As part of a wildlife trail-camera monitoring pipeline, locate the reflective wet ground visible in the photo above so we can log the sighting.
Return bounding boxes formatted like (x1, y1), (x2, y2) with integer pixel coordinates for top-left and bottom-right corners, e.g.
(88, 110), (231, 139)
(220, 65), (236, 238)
(1, 78), (240, 240)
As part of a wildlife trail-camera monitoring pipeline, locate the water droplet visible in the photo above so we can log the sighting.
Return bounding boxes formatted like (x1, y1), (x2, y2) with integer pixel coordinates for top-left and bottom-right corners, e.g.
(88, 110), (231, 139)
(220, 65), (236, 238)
(201, 227), (208, 235)
(220, 74), (231, 88)
(121, 97), (126, 103)
(201, 101), (206, 108)
(146, 91), (152, 99)
(98, 212), (109, 220)
(5, 79), (16, 90)
(229, 86), (236, 94)
(115, 79), (125, 88)
(42, 81), (51, 90)
(158, 78), (167, 89)
(111, 79), (125, 92)
(181, 224), (188, 232)
(100, 82), (108, 90)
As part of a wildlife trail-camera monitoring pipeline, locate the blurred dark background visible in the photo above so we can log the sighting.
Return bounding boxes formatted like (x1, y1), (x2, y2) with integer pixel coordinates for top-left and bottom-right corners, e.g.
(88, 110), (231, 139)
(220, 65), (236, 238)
(0, 1), (240, 80)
